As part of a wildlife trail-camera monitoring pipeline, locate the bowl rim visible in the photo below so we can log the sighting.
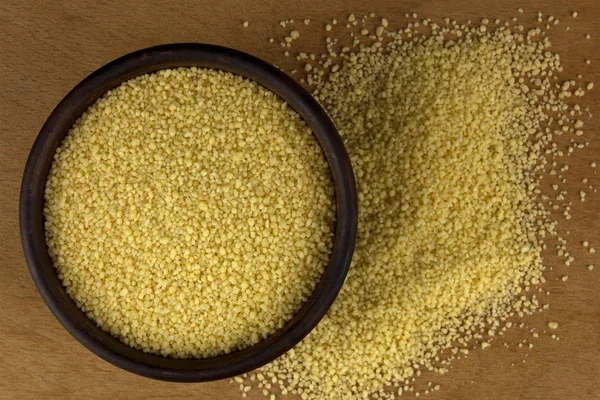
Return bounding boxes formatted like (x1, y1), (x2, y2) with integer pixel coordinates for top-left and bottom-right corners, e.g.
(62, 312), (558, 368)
(19, 43), (357, 382)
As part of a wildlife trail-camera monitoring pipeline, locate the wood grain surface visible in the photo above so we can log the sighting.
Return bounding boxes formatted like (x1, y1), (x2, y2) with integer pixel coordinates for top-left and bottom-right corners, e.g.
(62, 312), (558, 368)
(1, 1), (598, 399)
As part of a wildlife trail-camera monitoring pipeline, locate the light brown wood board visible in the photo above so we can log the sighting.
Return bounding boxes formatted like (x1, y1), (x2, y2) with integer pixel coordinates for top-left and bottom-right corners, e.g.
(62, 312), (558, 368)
(1, 0), (598, 399)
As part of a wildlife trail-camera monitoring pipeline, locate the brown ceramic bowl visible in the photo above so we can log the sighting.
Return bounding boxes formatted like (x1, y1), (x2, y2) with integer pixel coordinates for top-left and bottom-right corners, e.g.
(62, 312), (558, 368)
(19, 43), (357, 382)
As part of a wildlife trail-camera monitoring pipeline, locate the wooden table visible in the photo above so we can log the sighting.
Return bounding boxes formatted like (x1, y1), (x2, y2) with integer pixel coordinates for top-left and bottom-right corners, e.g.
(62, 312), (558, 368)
(1, 1), (598, 399)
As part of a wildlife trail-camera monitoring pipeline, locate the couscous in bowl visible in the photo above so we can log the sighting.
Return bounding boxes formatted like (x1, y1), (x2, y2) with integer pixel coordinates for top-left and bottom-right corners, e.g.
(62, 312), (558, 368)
(20, 43), (357, 382)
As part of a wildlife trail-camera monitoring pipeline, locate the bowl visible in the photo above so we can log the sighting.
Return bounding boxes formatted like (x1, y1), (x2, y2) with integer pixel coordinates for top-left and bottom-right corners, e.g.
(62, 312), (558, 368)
(19, 43), (358, 382)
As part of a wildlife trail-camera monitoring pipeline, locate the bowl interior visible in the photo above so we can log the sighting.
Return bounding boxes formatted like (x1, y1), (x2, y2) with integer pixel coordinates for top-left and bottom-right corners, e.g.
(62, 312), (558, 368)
(20, 43), (357, 382)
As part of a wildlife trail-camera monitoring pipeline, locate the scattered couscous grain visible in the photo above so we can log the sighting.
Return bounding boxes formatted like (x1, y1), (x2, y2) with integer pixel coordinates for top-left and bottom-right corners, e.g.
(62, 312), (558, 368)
(44, 68), (335, 359)
(250, 12), (586, 399)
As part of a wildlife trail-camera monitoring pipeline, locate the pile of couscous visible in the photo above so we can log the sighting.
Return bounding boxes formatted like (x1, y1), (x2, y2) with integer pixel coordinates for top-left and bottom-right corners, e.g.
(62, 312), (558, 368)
(237, 10), (595, 400)
(44, 68), (336, 358)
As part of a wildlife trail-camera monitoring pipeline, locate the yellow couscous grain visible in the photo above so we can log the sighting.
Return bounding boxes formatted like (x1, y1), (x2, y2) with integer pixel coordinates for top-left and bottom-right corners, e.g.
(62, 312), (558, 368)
(44, 67), (335, 359)
(249, 12), (587, 399)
